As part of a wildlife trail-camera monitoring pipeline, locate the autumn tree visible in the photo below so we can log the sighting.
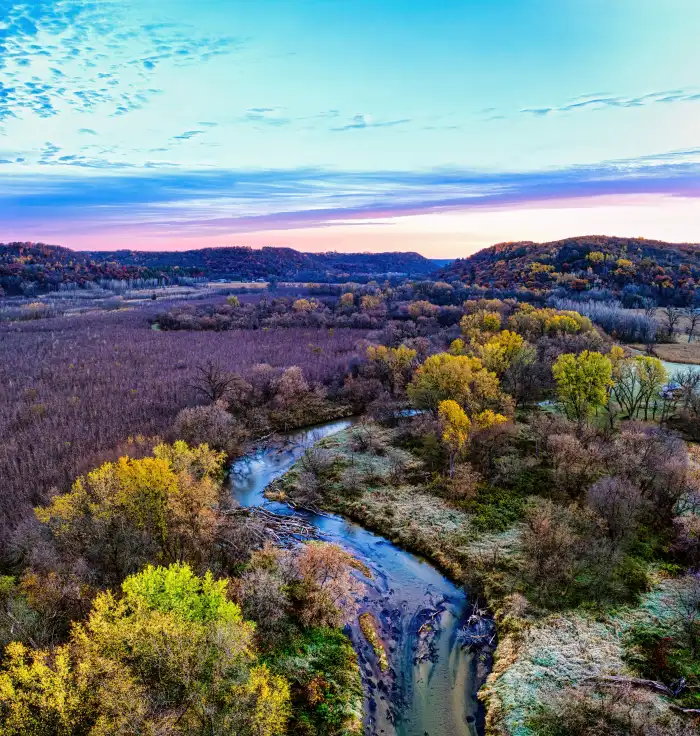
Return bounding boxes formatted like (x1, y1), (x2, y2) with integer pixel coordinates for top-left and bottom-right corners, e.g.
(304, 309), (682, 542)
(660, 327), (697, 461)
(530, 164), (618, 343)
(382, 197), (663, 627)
(438, 400), (507, 476)
(407, 353), (501, 414)
(478, 330), (527, 375)
(366, 344), (417, 395)
(34, 442), (227, 586)
(0, 564), (291, 736)
(552, 350), (613, 423)
(438, 400), (471, 476)
(291, 542), (368, 629)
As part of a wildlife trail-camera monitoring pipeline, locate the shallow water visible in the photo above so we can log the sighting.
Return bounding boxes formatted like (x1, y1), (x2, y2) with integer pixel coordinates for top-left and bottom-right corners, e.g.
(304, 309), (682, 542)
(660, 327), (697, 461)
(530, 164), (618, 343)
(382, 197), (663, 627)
(229, 419), (481, 736)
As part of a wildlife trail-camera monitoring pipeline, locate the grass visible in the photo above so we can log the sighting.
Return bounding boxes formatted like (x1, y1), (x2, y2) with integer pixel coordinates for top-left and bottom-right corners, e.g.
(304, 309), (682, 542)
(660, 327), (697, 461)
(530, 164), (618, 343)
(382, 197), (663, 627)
(629, 341), (700, 365)
(358, 613), (388, 672)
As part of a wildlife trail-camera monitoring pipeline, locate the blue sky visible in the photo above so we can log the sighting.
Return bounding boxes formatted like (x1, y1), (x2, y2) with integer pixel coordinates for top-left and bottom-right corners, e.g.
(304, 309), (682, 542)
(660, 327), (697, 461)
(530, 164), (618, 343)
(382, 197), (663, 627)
(1, 0), (699, 255)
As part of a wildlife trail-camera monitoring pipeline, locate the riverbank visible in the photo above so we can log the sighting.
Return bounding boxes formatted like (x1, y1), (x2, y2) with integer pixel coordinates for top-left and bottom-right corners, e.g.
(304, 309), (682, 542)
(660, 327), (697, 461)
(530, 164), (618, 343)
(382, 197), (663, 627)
(231, 418), (481, 736)
(269, 423), (697, 735)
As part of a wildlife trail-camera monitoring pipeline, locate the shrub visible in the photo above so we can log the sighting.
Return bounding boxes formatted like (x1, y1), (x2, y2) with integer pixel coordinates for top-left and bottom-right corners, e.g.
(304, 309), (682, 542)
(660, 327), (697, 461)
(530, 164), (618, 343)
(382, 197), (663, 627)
(525, 683), (694, 736)
(173, 401), (247, 458)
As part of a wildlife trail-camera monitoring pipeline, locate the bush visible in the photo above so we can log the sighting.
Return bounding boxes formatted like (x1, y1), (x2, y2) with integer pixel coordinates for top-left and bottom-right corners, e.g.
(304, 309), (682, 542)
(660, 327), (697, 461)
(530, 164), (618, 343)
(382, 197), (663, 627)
(462, 483), (526, 531)
(525, 683), (694, 736)
(173, 401), (247, 458)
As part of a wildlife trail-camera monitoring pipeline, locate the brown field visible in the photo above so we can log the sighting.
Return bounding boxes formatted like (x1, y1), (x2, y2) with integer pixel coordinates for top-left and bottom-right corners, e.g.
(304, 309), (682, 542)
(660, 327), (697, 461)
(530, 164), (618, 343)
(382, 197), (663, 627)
(629, 341), (700, 365)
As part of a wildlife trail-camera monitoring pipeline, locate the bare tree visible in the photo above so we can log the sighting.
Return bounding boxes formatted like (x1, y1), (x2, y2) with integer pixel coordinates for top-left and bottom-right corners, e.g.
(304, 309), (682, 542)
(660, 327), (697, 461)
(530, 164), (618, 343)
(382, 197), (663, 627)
(190, 361), (236, 403)
(663, 306), (683, 339)
(683, 307), (700, 343)
(642, 298), (658, 322)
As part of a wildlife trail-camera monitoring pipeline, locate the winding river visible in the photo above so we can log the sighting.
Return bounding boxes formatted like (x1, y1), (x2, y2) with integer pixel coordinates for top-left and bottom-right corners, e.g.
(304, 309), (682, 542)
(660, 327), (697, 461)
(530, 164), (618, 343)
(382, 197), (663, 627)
(229, 419), (483, 736)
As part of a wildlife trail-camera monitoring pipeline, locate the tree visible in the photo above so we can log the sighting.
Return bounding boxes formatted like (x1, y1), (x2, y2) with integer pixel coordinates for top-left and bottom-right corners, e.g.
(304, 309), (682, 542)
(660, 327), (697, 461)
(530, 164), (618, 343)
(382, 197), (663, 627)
(407, 353), (501, 413)
(191, 361), (239, 403)
(34, 442), (227, 586)
(635, 356), (667, 421)
(684, 307), (700, 343)
(478, 330), (526, 375)
(586, 476), (644, 548)
(292, 542), (367, 629)
(0, 564), (290, 736)
(552, 351), (613, 423)
(460, 310), (501, 339)
(610, 355), (666, 422)
(366, 344), (417, 395)
(227, 294), (241, 308)
(174, 401), (247, 458)
(663, 305), (683, 338)
(438, 400), (471, 476)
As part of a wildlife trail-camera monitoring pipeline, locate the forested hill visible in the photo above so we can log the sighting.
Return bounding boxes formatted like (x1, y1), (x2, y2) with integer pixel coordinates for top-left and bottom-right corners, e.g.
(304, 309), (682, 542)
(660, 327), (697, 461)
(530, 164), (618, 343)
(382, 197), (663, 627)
(435, 235), (700, 303)
(87, 246), (437, 281)
(0, 242), (438, 294)
(0, 242), (189, 295)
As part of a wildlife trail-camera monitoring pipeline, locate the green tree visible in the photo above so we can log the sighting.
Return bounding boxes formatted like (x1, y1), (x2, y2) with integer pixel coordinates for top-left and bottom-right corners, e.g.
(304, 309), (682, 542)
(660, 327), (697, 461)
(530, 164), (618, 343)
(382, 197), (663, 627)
(552, 351), (613, 423)
(612, 355), (667, 421)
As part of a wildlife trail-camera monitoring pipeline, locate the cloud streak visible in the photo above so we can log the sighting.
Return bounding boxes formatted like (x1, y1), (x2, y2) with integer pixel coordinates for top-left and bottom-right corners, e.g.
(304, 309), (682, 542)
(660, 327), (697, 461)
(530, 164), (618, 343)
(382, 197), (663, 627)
(521, 87), (700, 116)
(2, 148), (699, 242)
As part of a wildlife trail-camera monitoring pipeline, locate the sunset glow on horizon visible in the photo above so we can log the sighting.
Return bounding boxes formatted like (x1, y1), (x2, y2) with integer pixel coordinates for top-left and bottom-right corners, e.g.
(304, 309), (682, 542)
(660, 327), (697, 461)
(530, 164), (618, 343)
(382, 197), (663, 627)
(1, 1), (699, 256)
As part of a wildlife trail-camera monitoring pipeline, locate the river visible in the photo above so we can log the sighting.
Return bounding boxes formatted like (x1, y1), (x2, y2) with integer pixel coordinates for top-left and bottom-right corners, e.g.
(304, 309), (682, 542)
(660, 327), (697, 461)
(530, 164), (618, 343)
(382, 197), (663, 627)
(229, 418), (483, 736)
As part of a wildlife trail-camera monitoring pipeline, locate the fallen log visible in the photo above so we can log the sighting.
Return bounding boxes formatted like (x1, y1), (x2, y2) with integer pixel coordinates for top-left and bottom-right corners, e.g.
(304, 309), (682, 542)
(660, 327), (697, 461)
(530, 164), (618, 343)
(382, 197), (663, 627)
(584, 675), (675, 697)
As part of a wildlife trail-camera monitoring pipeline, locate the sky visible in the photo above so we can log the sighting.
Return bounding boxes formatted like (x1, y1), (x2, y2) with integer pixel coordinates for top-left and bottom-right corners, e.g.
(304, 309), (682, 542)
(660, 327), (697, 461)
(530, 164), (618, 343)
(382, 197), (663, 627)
(1, 0), (699, 257)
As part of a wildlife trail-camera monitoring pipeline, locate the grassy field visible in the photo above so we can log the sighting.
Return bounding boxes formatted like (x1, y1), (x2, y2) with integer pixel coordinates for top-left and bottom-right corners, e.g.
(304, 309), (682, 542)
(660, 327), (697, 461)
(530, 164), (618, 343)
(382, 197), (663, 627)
(629, 341), (700, 365)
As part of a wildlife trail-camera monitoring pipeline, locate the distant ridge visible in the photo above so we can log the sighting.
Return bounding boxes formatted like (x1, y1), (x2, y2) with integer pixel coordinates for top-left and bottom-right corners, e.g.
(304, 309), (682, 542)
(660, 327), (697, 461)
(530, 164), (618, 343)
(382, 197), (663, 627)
(87, 245), (437, 280)
(0, 242), (437, 294)
(435, 235), (700, 301)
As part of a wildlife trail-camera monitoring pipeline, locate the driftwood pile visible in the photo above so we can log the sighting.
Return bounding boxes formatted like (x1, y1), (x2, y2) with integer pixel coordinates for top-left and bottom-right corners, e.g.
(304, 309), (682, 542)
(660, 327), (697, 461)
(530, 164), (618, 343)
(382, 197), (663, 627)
(226, 506), (319, 546)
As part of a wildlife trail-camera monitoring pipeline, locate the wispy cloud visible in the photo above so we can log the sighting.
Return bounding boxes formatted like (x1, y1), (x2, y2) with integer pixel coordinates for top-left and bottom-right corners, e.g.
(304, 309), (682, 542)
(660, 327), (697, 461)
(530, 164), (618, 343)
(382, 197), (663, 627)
(331, 113), (411, 132)
(0, 1), (243, 126)
(521, 88), (700, 116)
(172, 130), (205, 141)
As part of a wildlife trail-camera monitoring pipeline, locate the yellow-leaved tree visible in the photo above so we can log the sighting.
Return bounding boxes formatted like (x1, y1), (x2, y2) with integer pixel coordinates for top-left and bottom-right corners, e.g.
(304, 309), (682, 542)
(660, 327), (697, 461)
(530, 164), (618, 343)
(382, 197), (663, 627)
(34, 441), (226, 586)
(438, 400), (508, 476)
(552, 350), (613, 423)
(0, 563), (290, 736)
(366, 344), (417, 395)
(407, 353), (501, 413)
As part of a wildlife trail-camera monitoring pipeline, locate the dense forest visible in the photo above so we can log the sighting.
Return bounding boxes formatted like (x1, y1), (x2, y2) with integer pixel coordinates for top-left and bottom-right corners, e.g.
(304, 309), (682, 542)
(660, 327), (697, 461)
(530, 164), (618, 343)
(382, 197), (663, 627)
(0, 243), (202, 295)
(1, 251), (700, 735)
(437, 236), (700, 306)
(88, 246), (437, 282)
